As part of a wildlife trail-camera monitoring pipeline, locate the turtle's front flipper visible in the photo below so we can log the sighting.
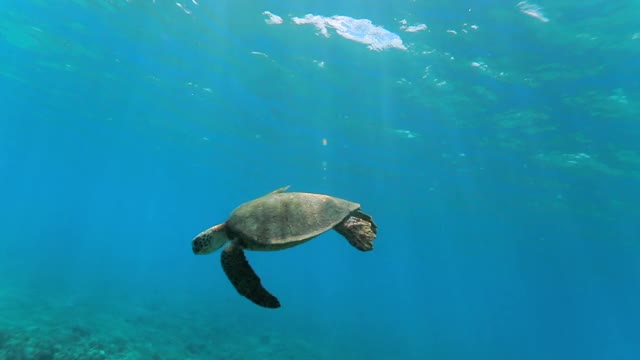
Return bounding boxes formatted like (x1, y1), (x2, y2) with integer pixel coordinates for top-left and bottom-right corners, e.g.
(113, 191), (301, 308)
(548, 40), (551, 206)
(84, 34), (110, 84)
(334, 210), (377, 251)
(220, 241), (281, 309)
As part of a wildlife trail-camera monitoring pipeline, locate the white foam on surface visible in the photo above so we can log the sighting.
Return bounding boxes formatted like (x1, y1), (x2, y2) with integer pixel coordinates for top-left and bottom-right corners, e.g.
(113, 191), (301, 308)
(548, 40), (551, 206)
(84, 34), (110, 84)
(292, 14), (407, 51)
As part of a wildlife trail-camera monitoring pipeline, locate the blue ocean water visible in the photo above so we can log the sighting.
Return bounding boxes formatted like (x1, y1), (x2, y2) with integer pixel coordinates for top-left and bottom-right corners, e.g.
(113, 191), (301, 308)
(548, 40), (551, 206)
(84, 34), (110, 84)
(1, 0), (639, 359)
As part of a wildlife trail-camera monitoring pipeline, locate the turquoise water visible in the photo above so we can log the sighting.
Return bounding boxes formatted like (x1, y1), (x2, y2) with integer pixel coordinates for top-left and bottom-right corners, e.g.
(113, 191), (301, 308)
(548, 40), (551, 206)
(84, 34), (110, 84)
(1, 0), (639, 359)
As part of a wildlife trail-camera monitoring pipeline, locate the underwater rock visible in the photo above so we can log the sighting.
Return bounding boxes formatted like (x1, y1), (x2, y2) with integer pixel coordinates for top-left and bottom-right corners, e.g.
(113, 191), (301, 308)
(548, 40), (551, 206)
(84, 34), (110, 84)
(4, 346), (27, 360)
(259, 334), (271, 345)
(185, 342), (203, 355)
(0, 329), (10, 348)
(70, 325), (92, 338)
(32, 347), (56, 360)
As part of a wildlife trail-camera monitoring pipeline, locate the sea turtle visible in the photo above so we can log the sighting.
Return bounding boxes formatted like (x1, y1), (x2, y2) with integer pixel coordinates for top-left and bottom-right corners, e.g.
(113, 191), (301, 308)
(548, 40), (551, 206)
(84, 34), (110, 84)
(191, 186), (377, 309)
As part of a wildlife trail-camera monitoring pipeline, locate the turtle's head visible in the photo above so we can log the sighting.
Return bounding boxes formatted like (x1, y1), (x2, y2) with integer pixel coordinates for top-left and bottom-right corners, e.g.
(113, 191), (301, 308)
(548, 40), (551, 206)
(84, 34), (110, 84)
(192, 223), (229, 255)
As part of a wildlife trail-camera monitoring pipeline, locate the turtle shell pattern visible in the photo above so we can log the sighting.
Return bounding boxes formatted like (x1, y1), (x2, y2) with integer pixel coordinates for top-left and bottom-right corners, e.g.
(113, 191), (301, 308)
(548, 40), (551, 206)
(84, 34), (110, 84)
(227, 191), (360, 249)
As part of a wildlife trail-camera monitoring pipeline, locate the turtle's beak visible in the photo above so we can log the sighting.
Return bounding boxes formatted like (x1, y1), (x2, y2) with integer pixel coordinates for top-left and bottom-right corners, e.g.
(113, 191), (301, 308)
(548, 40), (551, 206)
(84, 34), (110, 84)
(192, 223), (228, 255)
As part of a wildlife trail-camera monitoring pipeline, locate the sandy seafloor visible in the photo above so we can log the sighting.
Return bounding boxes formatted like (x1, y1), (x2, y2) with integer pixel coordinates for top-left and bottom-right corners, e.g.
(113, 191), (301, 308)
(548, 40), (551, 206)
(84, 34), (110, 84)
(0, 286), (339, 360)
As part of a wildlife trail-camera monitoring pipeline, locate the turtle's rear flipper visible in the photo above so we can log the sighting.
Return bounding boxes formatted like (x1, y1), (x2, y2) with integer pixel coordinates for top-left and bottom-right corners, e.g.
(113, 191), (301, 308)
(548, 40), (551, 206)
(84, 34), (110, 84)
(221, 242), (281, 309)
(334, 210), (377, 251)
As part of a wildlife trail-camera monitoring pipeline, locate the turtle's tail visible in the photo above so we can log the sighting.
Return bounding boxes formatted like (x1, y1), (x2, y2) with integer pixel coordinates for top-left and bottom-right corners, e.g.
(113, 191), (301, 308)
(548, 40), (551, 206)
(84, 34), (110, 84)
(334, 210), (377, 251)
